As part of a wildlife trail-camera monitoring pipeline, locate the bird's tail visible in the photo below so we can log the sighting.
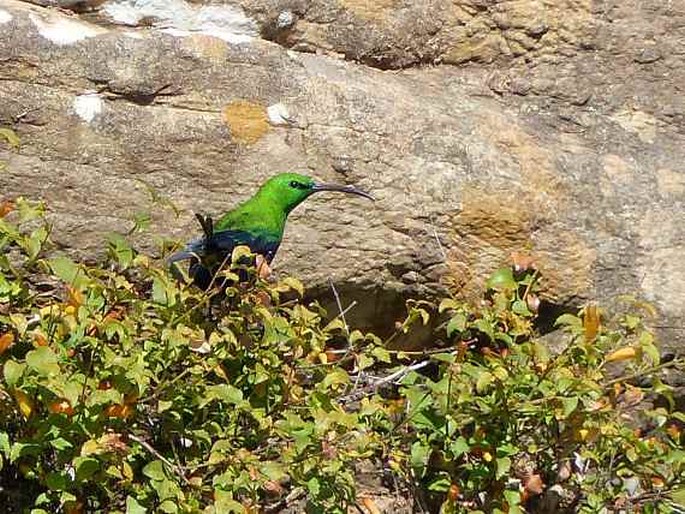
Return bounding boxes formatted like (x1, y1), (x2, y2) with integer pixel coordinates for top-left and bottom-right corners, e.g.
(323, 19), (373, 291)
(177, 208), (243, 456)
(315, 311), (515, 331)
(166, 250), (197, 264)
(166, 237), (204, 265)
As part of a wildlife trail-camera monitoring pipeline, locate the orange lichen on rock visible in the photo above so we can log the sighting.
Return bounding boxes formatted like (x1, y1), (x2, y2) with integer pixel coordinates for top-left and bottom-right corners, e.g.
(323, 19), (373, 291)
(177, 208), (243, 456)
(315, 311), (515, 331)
(222, 100), (270, 145)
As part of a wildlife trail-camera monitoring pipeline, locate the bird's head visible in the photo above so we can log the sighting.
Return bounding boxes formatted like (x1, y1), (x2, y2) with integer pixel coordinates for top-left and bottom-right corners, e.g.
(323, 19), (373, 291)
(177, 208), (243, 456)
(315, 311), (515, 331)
(259, 172), (374, 213)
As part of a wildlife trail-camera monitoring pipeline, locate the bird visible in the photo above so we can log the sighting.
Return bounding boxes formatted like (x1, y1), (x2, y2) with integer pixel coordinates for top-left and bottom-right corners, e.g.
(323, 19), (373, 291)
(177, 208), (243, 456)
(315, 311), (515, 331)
(168, 172), (374, 289)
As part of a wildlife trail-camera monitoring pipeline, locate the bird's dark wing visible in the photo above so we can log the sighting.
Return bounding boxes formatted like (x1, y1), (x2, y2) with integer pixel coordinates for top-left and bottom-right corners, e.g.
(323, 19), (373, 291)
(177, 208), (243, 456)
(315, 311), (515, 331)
(167, 229), (280, 265)
(204, 230), (280, 263)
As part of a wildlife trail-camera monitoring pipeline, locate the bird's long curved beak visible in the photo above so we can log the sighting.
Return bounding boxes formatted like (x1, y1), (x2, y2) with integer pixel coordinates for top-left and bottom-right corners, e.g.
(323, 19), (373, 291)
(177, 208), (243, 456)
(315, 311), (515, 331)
(311, 182), (375, 201)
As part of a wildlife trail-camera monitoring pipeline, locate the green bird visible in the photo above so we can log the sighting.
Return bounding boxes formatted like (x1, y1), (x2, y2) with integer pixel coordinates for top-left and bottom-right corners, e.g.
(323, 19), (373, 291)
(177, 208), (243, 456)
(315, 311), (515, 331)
(168, 173), (374, 289)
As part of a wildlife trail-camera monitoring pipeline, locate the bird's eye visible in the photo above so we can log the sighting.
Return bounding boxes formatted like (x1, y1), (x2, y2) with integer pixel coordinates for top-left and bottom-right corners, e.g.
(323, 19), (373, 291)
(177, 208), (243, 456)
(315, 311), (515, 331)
(289, 181), (304, 189)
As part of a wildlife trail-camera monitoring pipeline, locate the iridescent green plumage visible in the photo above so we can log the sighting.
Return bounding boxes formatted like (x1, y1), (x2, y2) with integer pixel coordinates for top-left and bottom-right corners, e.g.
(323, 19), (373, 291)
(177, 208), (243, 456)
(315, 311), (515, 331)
(169, 173), (373, 288)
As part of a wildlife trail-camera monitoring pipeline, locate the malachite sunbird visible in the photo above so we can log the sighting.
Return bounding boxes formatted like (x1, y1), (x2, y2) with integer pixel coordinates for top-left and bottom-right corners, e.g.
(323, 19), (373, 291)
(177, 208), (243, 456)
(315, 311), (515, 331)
(168, 172), (374, 289)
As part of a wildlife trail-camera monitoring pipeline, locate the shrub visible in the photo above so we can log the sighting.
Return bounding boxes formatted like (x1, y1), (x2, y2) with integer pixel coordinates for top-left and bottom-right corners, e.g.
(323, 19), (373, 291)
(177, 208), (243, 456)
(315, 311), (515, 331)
(0, 199), (683, 513)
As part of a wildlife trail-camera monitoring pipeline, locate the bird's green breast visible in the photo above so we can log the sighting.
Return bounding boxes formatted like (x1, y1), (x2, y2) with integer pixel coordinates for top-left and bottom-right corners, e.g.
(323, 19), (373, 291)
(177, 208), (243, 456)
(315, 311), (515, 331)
(215, 198), (286, 243)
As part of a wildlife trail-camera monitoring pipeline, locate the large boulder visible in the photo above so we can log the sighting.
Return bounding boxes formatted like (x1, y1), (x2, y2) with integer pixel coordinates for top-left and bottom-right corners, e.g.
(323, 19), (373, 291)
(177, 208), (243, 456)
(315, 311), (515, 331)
(1, 0), (683, 347)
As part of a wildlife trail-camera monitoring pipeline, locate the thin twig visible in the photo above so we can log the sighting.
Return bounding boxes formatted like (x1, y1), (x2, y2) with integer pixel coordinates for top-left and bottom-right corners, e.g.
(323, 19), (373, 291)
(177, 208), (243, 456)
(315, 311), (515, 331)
(328, 278), (349, 333)
(264, 487), (306, 513)
(341, 357), (439, 403)
(429, 215), (448, 263)
(128, 434), (190, 485)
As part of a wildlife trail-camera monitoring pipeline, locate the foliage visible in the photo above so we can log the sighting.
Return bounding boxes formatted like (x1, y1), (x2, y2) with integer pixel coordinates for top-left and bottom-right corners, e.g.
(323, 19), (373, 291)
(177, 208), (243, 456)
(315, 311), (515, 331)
(0, 200), (683, 513)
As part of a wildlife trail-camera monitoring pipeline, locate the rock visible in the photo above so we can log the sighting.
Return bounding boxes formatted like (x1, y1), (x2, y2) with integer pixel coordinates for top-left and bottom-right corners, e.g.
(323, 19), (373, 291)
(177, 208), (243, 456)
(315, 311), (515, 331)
(0, 0), (684, 354)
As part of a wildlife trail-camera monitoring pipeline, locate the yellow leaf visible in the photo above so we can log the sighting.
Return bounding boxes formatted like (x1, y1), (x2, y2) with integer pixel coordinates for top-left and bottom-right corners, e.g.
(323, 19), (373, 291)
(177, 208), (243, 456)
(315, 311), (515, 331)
(482, 451), (493, 462)
(122, 461), (134, 481)
(81, 439), (100, 456)
(583, 304), (600, 342)
(606, 346), (637, 363)
(14, 389), (33, 419)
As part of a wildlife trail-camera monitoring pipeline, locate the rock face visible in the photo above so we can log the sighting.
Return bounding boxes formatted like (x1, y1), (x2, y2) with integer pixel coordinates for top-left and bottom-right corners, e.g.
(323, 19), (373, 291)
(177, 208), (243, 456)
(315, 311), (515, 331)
(1, 0), (684, 347)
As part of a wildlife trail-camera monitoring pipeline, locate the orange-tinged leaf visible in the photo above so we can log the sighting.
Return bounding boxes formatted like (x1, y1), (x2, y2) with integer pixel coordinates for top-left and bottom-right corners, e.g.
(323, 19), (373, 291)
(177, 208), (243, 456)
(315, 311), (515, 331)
(666, 424), (681, 440)
(606, 346), (637, 363)
(526, 293), (541, 313)
(0, 332), (15, 354)
(263, 480), (284, 496)
(360, 497), (382, 514)
(623, 384), (644, 406)
(105, 403), (134, 419)
(66, 286), (84, 309)
(99, 433), (129, 454)
(524, 474), (544, 495)
(32, 331), (49, 347)
(64, 500), (84, 514)
(14, 389), (33, 419)
(255, 254), (272, 280)
(510, 251), (536, 272)
(447, 483), (460, 501)
(651, 476), (665, 488)
(48, 399), (74, 416)
(0, 200), (14, 218)
(213, 364), (229, 382)
(583, 304), (600, 342)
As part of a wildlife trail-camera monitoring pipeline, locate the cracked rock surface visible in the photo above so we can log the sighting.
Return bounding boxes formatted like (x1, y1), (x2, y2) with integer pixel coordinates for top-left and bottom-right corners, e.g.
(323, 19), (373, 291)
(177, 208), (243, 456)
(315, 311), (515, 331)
(1, 0), (684, 347)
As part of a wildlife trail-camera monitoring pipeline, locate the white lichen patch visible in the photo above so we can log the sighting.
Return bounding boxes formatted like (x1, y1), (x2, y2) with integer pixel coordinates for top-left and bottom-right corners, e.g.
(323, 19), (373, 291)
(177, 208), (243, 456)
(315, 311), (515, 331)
(102, 0), (257, 44)
(267, 103), (292, 126)
(0, 9), (13, 25)
(73, 93), (104, 123)
(29, 12), (103, 45)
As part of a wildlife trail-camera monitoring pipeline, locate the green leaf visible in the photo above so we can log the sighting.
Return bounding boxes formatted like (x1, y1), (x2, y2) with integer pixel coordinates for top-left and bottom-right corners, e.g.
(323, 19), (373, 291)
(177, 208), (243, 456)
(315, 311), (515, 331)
(486, 268), (516, 292)
(357, 353), (374, 370)
(126, 496), (147, 514)
(495, 456), (511, 479)
(427, 475), (451, 492)
(143, 460), (166, 481)
(281, 277), (304, 297)
(554, 313), (582, 329)
(410, 441), (430, 476)
(48, 255), (87, 288)
(46, 471), (68, 491)
(512, 300), (531, 316)
(439, 298), (460, 313)
(49, 438), (73, 451)
(73, 456), (99, 482)
(476, 371), (494, 393)
(450, 436), (470, 457)
(447, 313), (467, 337)
(561, 397), (579, 417)
(205, 384), (244, 406)
(321, 369), (350, 390)
(108, 234), (134, 268)
(670, 488), (685, 507)
(159, 500), (178, 513)
(152, 277), (175, 306)
(3, 361), (25, 386)
(371, 347), (391, 364)
(26, 347), (60, 376)
(307, 477), (321, 497)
